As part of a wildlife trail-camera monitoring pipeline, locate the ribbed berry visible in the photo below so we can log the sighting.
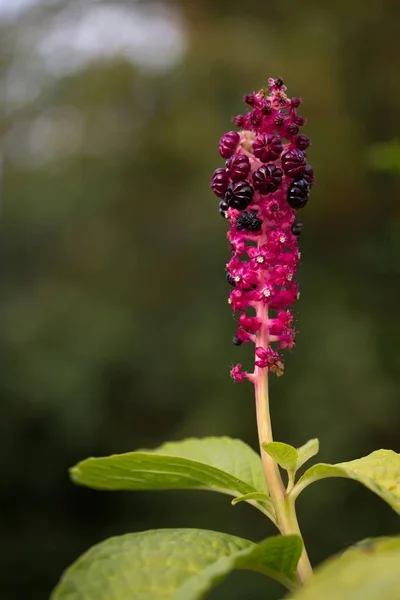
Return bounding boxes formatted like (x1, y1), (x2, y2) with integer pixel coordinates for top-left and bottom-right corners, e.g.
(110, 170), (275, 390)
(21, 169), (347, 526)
(291, 220), (302, 236)
(281, 148), (307, 177)
(226, 153), (250, 182)
(211, 168), (229, 198)
(295, 135), (310, 151)
(236, 211), (262, 232)
(218, 131), (240, 159)
(225, 181), (254, 211)
(287, 123), (300, 135)
(244, 93), (256, 106)
(218, 199), (229, 217)
(287, 178), (310, 209)
(295, 115), (306, 126)
(303, 164), (315, 187)
(252, 165), (283, 194)
(261, 102), (272, 115)
(252, 134), (282, 162)
(249, 113), (262, 127)
(232, 115), (245, 127)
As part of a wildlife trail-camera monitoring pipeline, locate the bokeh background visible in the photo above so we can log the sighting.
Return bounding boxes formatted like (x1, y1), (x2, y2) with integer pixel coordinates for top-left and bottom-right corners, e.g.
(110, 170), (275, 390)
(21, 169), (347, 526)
(1, 0), (399, 598)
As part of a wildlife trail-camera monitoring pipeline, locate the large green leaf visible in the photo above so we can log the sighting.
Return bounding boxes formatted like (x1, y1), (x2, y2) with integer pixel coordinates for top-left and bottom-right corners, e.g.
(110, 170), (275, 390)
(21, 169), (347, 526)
(71, 437), (274, 519)
(292, 449), (400, 514)
(51, 529), (303, 600)
(287, 537), (400, 600)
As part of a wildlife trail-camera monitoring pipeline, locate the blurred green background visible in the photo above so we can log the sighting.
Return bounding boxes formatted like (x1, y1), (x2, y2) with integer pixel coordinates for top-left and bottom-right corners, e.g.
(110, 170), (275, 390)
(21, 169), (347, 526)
(1, 0), (399, 598)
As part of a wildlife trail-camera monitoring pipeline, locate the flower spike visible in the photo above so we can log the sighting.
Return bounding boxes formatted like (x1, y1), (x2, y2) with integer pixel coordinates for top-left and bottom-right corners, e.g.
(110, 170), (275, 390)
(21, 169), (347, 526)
(210, 78), (314, 380)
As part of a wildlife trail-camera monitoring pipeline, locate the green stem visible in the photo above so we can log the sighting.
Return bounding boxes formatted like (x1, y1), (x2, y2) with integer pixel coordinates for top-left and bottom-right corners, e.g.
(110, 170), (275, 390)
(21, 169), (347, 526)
(254, 314), (313, 584)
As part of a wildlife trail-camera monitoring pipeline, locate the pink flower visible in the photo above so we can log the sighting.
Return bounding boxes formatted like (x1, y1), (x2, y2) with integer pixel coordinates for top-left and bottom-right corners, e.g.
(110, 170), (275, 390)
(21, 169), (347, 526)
(211, 78), (313, 381)
(230, 364), (249, 382)
(255, 347), (284, 376)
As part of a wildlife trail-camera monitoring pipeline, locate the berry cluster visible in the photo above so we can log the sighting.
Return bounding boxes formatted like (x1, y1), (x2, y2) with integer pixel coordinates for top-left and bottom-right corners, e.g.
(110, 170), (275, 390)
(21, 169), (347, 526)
(210, 78), (314, 382)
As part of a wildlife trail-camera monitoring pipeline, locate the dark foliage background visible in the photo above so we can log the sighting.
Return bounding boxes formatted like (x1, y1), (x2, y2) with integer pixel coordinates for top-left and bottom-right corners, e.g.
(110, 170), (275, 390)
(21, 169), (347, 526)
(0, 1), (399, 598)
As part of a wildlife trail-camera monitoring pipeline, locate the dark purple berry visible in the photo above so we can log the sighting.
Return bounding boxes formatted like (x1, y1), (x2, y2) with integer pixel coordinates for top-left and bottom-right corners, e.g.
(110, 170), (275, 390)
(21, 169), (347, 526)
(295, 115), (306, 126)
(274, 115), (285, 127)
(226, 153), (250, 182)
(287, 178), (310, 209)
(225, 181), (254, 211)
(295, 135), (310, 151)
(291, 220), (302, 236)
(275, 78), (284, 88)
(252, 164), (283, 194)
(261, 102), (272, 115)
(281, 148), (307, 177)
(226, 271), (236, 286)
(303, 164), (315, 187)
(211, 167), (229, 198)
(236, 210), (262, 232)
(249, 112), (262, 127)
(219, 131), (240, 159)
(287, 123), (300, 135)
(218, 199), (229, 217)
(232, 115), (245, 127)
(252, 134), (282, 162)
(291, 97), (302, 108)
(233, 334), (243, 346)
(244, 93), (256, 106)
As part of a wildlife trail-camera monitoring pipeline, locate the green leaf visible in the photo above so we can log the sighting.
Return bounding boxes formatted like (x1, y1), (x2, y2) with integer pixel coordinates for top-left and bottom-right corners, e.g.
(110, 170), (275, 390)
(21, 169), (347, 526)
(231, 492), (271, 506)
(295, 439), (319, 471)
(263, 442), (298, 473)
(292, 449), (400, 514)
(51, 529), (303, 600)
(287, 536), (400, 600)
(71, 437), (274, 520)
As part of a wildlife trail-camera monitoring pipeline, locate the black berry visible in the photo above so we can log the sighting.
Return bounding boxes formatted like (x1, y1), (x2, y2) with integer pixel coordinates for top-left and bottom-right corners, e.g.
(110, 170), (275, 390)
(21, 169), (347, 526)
(236, 211), (262, 232)
(233, 334), (243, 346)
(287, 178), (310, 209)
(291, 220), (302, 236)
(218, 199), (229, 217)
(226, 271), (236, 286)
(303, 164), (315, 187)
(225, 181), (254, 211)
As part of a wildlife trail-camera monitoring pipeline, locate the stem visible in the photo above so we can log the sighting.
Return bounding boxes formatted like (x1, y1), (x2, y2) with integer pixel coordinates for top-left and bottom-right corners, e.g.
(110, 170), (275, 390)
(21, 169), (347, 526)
(254, 304), (313, 584)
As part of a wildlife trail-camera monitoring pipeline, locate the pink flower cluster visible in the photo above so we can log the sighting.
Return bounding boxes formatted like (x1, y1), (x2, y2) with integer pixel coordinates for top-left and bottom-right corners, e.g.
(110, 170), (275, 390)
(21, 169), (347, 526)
(210, 78), (314, 382)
